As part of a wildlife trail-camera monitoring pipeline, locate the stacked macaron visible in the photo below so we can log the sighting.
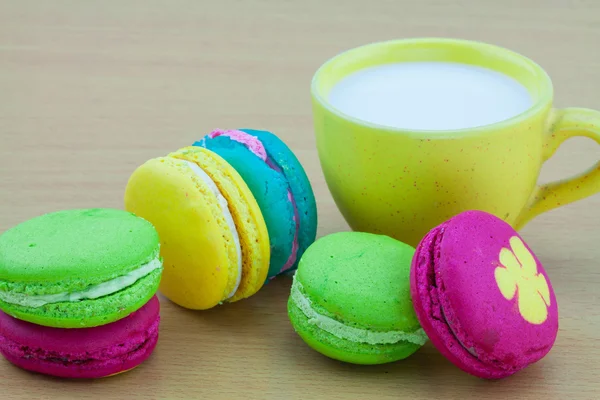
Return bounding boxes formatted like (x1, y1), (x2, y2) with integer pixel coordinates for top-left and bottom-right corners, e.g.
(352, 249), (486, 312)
(124, 128), (317, 310)
(0, 208), (163, 378)
(288, 210), (559, 379)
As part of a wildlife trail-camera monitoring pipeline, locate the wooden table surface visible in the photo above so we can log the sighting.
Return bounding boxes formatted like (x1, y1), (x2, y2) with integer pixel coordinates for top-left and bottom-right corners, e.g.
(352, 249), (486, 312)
(1, 1), (599, 399)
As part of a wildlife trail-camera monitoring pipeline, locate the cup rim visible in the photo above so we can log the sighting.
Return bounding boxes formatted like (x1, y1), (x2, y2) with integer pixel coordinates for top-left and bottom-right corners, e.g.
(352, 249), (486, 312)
(310, 37), (554, 138)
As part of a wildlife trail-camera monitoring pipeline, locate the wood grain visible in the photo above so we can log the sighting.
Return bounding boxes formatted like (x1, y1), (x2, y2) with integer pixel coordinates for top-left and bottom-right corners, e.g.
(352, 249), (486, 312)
(1, 1), (599, 399)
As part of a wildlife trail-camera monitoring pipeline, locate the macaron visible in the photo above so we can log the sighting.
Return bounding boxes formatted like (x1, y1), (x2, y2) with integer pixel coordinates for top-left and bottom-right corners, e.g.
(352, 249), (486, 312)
(0, 208), (163, 328)
(124, 146), (270, 310)
(288, 231), (427, 365)
(410, 210), (559, 379)
(196, 129), (318, 279)
(0, 295), (160, 379)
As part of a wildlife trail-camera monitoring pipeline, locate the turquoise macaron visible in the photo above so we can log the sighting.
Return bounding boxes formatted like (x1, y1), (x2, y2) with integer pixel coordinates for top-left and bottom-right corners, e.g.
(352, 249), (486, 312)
(0, 208), (163, 328)
(287, 231), (428, 365)
(195, 128), (318, 279)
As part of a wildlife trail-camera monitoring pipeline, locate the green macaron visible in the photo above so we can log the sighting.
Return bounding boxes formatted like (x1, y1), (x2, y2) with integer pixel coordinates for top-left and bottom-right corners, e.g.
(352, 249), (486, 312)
(0, 208), (163, 328)
(288, 231), (427, 365)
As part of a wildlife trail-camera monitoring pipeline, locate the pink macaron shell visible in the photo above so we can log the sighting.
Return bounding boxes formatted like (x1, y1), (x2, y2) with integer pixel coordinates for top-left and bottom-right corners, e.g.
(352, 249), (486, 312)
(0, 324), (158, 379)
(411, 210), (558, 379)
(410, 224), (500, 377)
(411, 224), (509, 378)
(0, 295), (160, 379)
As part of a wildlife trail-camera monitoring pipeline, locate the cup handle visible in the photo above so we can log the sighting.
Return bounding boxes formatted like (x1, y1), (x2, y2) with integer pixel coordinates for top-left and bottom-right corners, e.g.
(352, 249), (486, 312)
(514, 107), (600, 230)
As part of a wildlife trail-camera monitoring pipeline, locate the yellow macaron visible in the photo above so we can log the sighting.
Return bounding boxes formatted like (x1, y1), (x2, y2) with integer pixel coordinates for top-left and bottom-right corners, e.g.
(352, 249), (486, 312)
(124, 146), (270, 309)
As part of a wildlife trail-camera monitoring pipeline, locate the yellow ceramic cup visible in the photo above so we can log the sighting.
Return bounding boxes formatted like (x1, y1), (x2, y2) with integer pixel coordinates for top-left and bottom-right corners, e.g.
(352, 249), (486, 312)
(311, 38), (600, 247)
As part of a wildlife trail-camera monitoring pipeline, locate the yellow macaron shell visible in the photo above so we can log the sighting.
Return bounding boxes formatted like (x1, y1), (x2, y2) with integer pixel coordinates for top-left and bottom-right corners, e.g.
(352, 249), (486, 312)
(170, 146), (270, 302)
(124, 157), (239, 309)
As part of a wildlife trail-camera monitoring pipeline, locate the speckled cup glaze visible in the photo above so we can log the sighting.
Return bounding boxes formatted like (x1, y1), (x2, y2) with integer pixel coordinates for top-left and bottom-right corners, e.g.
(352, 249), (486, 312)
(312, 38), (600, 247)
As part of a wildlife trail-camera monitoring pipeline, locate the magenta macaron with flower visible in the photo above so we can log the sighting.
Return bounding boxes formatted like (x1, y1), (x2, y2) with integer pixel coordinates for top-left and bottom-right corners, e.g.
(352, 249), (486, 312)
(410, 210), (558, 379)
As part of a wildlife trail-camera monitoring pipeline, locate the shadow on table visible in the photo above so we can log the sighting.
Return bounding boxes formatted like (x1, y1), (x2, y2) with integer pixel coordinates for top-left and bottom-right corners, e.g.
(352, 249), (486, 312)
(164, 274), (294, 329)
(154, 275), (549, 397)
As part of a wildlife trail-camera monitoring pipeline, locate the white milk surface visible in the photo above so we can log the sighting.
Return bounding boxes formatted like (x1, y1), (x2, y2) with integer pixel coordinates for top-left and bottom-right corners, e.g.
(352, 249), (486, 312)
(327, 62), (533, 131)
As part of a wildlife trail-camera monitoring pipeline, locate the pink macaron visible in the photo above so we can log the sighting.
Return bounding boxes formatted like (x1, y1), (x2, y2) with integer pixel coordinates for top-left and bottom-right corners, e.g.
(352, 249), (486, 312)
(0, 295), (160, 379)
(410, 210), (558, 379)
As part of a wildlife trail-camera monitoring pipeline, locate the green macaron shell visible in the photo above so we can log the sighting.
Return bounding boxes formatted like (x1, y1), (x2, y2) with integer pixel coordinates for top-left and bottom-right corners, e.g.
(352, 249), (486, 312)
(288, 231), (426, 364)
(288, 299), (422, 365)
(296, 232), (422, 331)
(0, 208), (163, 328)
(0, 268), (161, 328)
(0, 208), (160, 295)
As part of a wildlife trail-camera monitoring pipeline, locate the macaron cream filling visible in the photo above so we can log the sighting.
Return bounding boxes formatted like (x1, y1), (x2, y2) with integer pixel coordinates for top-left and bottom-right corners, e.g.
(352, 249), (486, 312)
(207, 129), (268, 160)
(290, 275), (428, 346)
(0, 256), (162, 308)
(208, 129), (300, 273)
(282, 191), (300, 274)
(183, 160), (243, 299)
